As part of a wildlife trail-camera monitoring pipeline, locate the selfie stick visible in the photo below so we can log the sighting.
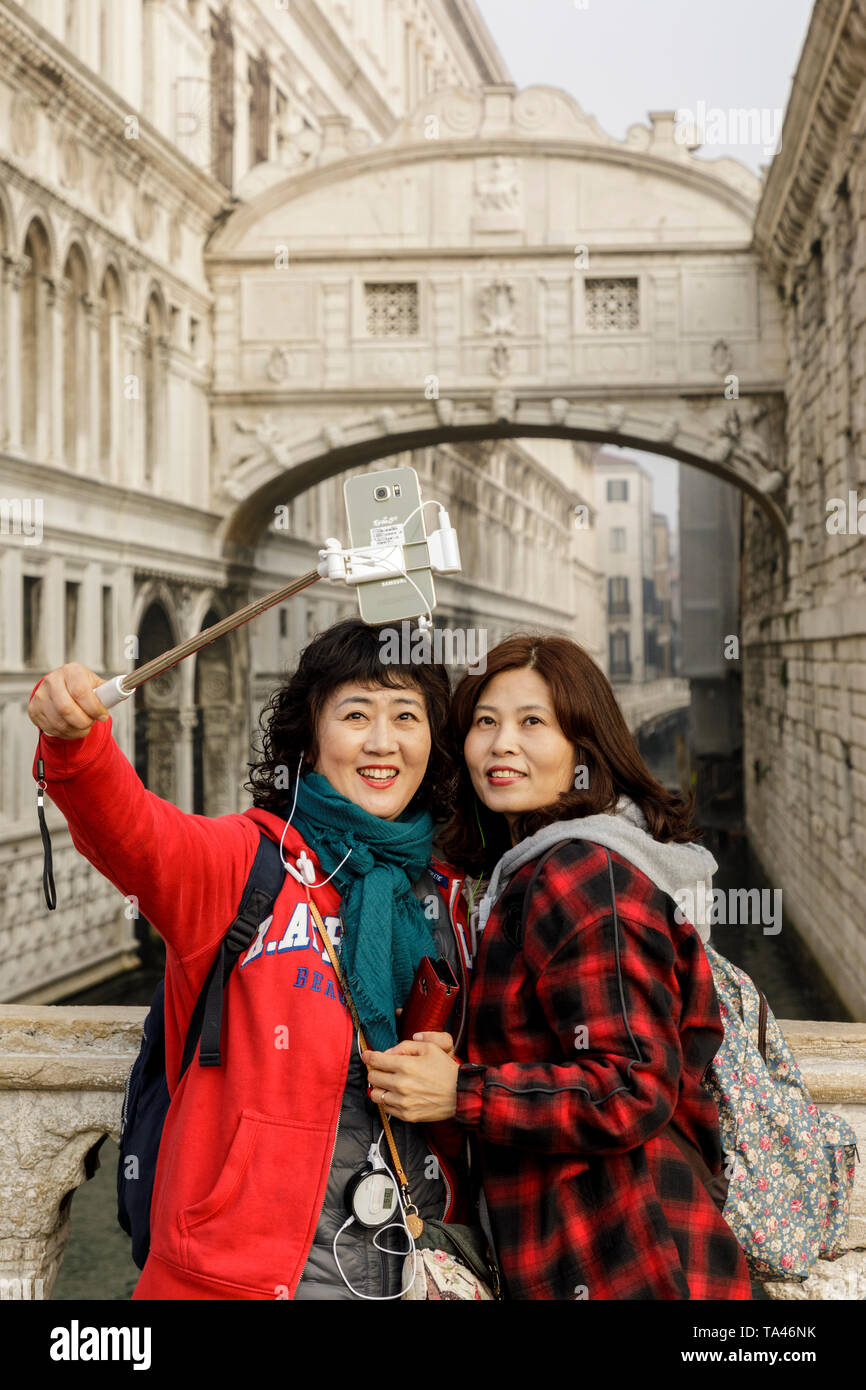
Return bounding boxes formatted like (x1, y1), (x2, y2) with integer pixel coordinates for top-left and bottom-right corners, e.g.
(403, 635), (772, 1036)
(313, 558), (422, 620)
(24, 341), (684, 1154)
(93, 511), (460, 711)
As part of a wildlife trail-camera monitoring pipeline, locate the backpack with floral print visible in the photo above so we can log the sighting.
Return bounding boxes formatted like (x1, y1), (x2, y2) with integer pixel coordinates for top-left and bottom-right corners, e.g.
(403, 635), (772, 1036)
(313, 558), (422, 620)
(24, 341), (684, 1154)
(702, 944), (859, 1281)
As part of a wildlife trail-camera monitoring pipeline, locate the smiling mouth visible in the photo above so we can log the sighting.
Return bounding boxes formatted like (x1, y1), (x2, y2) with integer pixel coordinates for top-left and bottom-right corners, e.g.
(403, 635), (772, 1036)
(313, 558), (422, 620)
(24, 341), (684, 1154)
(486, 769), (527, 783)
(357, 766), (399, 786)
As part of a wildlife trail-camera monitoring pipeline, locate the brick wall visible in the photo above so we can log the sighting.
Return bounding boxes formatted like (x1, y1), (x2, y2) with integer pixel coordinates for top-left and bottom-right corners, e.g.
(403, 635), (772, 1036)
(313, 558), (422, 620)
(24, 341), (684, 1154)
(743, 90), (866, 1018)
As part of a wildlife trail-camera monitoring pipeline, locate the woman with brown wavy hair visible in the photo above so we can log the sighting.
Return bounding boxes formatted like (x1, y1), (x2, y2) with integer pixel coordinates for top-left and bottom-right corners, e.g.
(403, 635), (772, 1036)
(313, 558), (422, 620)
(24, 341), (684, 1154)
(361, 633), (752, 1301)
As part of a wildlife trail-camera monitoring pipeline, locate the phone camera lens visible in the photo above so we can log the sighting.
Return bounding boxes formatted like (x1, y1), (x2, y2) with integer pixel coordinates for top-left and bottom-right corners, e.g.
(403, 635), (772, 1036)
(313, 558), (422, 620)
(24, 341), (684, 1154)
(373, 485), (390, 501)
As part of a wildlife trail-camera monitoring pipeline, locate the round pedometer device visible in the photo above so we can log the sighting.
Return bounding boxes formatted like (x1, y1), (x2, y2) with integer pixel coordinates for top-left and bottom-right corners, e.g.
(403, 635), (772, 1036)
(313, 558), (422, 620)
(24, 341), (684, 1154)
(344, 1164), (401, 1229)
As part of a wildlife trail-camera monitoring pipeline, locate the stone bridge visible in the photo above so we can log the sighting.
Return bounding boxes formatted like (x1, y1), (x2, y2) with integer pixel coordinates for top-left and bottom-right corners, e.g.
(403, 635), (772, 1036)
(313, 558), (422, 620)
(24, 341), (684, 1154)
(205, 83), (788, 562)
(617, 677), (692, 737)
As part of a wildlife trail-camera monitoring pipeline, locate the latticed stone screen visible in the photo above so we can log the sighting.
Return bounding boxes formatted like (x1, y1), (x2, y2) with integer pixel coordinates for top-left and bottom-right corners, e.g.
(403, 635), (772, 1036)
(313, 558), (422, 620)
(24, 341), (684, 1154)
(584, 277), (639, 331)
(364, 282), (419, 335)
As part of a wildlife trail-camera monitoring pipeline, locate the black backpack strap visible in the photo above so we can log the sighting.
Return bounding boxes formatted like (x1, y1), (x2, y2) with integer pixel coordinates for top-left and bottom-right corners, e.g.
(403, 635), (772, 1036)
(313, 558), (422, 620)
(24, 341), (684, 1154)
(180, 831), (286, 1074)
(509, 840), (576, 948)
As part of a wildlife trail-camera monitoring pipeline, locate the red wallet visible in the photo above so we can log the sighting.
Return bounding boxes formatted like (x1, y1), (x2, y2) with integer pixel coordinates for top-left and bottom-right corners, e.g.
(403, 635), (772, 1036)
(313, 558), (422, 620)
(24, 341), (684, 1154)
(398, 956), (460, 1041)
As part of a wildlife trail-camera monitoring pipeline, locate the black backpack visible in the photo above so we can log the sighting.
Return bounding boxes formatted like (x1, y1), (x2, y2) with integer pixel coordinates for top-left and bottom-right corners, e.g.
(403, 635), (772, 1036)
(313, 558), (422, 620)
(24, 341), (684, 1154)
(117, 830), (285, 1269)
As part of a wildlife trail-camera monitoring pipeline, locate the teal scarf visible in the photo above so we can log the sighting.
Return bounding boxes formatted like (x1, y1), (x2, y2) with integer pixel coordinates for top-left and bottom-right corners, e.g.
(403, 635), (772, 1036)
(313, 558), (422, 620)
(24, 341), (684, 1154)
(290, 772), (438, 1050)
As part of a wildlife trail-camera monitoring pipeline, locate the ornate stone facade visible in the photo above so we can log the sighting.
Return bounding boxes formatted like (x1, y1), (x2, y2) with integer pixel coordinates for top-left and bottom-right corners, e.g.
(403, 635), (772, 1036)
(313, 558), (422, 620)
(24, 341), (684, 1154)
(0, 1), (517, 1002)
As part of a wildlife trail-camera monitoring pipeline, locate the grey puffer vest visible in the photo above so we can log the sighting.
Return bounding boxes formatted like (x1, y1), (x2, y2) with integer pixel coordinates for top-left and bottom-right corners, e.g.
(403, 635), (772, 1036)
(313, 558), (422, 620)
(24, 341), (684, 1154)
(293, 871), (464, 1300)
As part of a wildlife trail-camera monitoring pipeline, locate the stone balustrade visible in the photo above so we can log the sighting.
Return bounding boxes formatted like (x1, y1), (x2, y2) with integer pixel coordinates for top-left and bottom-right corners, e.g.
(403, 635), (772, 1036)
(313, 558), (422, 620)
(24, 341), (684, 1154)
(0, 1005), (864, 1300)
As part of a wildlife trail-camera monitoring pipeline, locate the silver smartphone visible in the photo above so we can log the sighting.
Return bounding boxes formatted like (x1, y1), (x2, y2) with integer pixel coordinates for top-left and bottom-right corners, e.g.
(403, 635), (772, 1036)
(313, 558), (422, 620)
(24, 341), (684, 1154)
(343, 466), (436, 624)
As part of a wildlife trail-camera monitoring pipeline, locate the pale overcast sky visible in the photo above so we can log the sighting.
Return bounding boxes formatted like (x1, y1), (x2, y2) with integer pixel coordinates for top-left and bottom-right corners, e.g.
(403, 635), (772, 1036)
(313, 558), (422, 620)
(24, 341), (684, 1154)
(475, 0), (815, 524)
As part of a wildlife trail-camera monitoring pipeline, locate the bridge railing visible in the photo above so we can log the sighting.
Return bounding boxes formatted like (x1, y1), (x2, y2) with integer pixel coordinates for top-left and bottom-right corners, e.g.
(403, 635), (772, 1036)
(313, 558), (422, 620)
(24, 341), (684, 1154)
(0, 1005), (864, 1300)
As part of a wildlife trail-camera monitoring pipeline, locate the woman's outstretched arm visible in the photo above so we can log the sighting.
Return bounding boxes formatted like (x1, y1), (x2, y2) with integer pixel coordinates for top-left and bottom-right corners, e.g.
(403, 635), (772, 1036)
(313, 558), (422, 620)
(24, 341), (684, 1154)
(28, 664), (261, 968)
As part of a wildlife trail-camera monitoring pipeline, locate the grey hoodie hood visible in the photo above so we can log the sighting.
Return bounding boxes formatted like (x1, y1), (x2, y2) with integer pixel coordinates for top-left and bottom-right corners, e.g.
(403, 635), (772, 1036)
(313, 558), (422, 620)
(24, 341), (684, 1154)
(477, 796), (717, 945)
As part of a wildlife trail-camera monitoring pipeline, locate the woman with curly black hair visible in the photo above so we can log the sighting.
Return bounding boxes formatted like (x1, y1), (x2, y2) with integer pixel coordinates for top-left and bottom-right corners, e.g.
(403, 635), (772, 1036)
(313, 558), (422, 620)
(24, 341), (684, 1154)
(28, 618), (475, 1300)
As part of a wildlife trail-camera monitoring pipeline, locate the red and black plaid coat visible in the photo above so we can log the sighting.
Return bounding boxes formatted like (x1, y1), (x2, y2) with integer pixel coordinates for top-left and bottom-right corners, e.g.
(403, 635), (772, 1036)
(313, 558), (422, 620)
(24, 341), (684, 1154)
(453, 839), (752, 1301)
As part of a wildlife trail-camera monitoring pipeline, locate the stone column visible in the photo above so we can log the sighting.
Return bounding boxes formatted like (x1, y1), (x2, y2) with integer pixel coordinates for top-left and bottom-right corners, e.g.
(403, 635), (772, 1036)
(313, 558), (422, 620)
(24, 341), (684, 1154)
(1, 252), (30, 452)
(44, 276), (68, 466)
(145, 710), (179, 803)
(0, 546), (22, 670)
(80, 562), (101, 674)
(121, 317), (145, 489)
(107, 308), (122, 484)
(43, 554), (64, 671)
(84, 295), (100, 476)
(175, 709), (199, 814)
(202, 707), (235, 816)
(155, 335), (170, 494)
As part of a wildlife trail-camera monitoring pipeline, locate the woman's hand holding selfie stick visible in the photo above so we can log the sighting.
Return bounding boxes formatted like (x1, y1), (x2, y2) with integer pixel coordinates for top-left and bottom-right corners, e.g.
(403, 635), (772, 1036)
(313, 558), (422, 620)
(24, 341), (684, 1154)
(27, 563), (322, 732)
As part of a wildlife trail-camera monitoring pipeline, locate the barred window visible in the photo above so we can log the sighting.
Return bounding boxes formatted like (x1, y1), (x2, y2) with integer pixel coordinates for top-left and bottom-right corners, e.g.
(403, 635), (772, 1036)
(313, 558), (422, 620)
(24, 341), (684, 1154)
(608, 576), (630, 610)
(22, 575), (42, 667)
(365, 282), (419, 336)
(64, 581), (80, 663)
(585, 277), (639, 331)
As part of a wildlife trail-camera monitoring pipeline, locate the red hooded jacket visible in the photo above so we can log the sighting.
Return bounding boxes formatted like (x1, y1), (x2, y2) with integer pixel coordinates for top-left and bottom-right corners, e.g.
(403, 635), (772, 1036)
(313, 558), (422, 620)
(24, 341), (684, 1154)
(30, 692), (473, 1300)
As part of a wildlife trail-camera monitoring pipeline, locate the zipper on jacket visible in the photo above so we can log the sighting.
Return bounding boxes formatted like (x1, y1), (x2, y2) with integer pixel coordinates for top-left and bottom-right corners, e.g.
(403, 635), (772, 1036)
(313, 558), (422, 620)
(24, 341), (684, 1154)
(120, 1010), (149, 1140)
(119, 1061), (134, 1140)
(441, 875), (469, 1053)
(296, 1023), (350, 1293)
(438, 1145), (453, 1218)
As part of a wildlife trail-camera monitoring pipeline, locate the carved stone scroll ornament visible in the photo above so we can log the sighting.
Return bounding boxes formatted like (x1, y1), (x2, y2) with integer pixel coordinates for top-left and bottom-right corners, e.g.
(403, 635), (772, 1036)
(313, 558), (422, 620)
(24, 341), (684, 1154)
(168, 214), (182, 263)
(710, 338), (734, 375)
(711, 405), (771, 471)
(10, 92), (37, 157)
(473, 157), (523, 232)
(439, 88), (483, 137)
(378, 407), (397, 434)
(476, 159), (521, 213)
(491, 389), (516, 423)
(266, 347), (290, 382)
(134, 188), (156, 243)
(234, 414), (290, 469)
(58, 133), (84, 189)
(479, 279), (517, 336)
(489, 342), (511, 379)
(94, 157), (118, 217)
(512, 89), (557, 131)
(2, 252), (31, 292)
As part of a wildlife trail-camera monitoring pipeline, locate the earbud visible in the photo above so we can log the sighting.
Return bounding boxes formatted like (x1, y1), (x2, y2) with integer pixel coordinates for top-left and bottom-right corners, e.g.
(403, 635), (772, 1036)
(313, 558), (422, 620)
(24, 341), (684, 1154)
(296, 851), (317, 885)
